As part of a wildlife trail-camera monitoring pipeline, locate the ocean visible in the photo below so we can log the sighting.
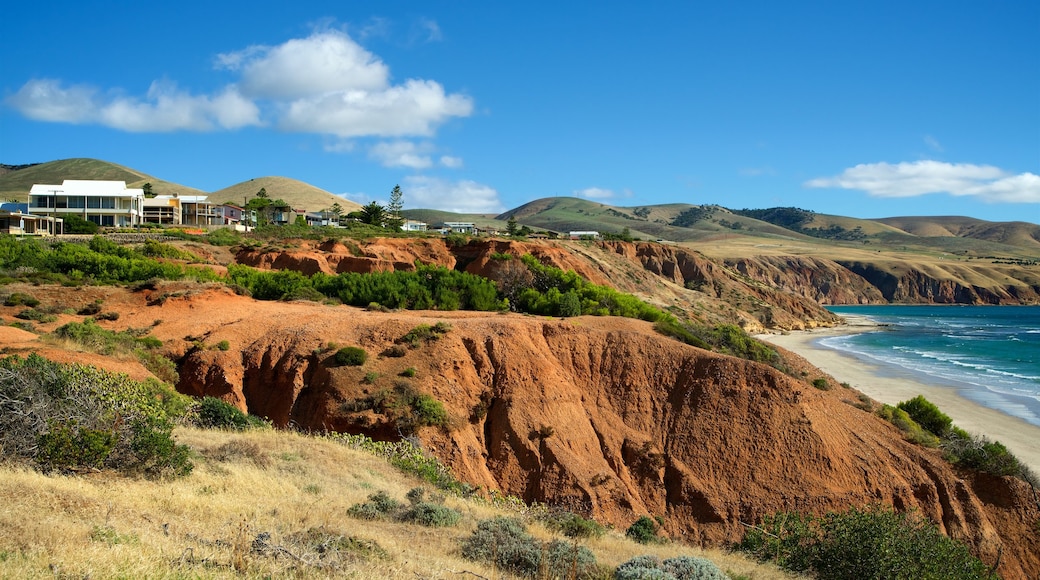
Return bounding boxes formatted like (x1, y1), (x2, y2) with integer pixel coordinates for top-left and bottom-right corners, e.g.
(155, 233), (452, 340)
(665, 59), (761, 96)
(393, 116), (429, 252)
(821, 305), (1040, 428)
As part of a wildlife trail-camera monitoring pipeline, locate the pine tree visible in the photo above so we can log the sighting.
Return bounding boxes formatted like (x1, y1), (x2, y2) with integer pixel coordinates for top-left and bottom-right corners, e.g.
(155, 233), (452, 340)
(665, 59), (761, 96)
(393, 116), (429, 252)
(386, 185), (405, 230)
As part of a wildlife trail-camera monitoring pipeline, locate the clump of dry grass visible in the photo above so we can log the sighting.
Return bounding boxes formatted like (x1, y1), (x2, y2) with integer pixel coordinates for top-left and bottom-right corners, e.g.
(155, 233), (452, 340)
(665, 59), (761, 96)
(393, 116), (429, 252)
(0, 427), (799, 579)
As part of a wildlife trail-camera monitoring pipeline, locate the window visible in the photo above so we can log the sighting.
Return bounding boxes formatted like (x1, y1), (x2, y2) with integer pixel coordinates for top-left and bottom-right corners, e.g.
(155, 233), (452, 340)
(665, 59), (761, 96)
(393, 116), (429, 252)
(68, 196), (86, 209)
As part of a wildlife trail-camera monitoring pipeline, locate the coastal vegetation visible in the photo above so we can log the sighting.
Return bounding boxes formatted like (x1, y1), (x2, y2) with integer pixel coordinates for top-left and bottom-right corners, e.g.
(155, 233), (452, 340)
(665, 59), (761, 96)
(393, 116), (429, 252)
(738, 505), (996, 579)
(882, 395), (1037, 485)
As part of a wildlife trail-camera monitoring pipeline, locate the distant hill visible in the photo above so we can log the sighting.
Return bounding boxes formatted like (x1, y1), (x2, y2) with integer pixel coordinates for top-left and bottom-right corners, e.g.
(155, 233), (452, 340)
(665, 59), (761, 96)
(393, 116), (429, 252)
(0, 158), (206, 200)
(877, 216), (1040, 249)
(210, 177), (361, 213)
(400, 209), (505, 229)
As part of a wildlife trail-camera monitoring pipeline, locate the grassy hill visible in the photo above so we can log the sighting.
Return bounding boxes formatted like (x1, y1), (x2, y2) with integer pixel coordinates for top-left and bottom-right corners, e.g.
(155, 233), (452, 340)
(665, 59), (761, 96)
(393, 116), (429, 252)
(400, 208), (506, 230)
(0, 426), (788, 579)
(211, 177), (361, 213)
(0, 158), (207, 200)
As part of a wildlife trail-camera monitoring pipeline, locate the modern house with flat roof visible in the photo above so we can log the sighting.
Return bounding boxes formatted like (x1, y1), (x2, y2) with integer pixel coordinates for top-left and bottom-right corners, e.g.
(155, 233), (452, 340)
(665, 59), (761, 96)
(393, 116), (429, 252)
(402, 219), (428, 232)
(29, 180), (144, 228)
(0, 203), (62, 235)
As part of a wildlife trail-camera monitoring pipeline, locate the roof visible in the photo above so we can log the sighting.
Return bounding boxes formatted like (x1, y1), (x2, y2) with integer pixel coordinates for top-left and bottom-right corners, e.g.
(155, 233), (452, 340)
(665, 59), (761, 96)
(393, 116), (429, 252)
(30, 180), (143, 197)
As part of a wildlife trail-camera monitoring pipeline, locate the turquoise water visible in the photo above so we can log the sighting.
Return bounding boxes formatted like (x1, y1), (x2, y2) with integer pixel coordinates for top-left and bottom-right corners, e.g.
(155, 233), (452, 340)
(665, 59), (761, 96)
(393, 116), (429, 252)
(823, 305), (1040, 427)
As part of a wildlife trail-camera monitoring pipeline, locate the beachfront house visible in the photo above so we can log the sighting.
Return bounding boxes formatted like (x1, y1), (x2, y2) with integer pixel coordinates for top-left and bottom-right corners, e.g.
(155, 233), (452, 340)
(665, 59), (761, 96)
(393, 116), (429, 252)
(29, 180), (144, 228)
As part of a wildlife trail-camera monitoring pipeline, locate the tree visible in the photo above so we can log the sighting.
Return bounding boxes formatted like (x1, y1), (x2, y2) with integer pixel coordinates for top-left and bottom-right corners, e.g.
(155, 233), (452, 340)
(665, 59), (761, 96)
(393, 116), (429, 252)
(386, 185), (404, 230)
(142, 182), (154, 197)
(256, 187), (268, 199)
(63, 214), (99, 234)
(359, 201), (386, 226)
(329, 202), (344, 225)
(506, 216), (519, 236)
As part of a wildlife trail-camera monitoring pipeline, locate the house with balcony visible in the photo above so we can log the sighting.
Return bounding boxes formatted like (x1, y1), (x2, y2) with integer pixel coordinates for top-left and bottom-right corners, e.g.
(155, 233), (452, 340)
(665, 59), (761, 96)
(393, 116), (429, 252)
(142, 195), (183, 225)
(443, 221), (476, 234)
(29, 180), (144, 228)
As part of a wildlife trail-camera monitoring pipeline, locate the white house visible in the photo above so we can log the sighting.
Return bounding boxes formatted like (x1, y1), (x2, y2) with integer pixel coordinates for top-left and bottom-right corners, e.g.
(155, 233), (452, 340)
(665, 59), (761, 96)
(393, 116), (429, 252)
(443, 221), (476, 234)
(29, 180), (144, 228)
(569, 230), (600, 239)
(0, 203), (62, 235)
(401, 219), (428, 232)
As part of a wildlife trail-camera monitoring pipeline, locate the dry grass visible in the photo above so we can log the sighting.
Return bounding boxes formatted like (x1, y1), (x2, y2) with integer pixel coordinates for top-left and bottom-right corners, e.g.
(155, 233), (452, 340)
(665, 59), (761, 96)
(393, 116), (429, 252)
(0, 427), (799, 579)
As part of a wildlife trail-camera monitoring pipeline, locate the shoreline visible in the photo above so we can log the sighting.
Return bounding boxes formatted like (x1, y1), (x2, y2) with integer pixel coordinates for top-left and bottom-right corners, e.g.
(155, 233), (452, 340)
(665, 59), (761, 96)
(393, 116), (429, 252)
(758, 316), (1040, 474)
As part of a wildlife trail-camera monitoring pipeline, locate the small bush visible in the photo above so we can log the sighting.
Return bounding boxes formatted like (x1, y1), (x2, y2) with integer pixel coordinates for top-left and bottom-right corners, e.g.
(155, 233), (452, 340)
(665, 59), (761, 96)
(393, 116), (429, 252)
(615, 554), (727, 580)
(401, 501), (462, 527)
(943, 431), (1024, 477)
(347, 491), (403, 521)
(897, 395), (952, 437)
(399, 367), (416, 377)
(77, 301), (103, 315)
(811, 378), (829, 390)
(15, 309), (57, 323)
(362, 372), (380, 384)
(193, 397), (263, 430)
(626, 516), (660, 544)
(877, 405), (939, 447)
(543, 511), (605, 539)
(333, 346), (367, 366)
(461, 517), (597, 578)
(4, 292), (40, 307)
(382, 344), (408, 358)
(738, 506), (993, 579)
(215, 340), (230, 351)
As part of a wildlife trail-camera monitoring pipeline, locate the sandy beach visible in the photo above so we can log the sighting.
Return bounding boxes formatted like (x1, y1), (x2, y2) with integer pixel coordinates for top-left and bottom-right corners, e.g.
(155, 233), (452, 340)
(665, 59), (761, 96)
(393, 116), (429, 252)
(759, 317), (1040, 475)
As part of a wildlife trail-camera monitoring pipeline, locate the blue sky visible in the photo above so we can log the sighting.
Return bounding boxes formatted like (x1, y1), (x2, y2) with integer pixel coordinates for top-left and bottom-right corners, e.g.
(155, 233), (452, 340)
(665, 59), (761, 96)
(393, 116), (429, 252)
(2, 1), (1037, 223)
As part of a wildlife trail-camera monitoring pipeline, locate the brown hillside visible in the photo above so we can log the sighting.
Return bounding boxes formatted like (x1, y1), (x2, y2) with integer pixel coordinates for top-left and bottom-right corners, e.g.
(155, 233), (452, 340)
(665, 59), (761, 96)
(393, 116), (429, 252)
(2, 281), (1036, 579)
(211, 176), (362, 213)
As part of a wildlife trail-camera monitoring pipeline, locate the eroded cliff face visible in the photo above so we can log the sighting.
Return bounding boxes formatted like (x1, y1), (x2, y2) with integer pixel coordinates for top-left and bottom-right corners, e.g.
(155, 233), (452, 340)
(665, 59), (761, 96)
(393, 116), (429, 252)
(839, 260), (1040, 304)
(149, 290), (1040, 579)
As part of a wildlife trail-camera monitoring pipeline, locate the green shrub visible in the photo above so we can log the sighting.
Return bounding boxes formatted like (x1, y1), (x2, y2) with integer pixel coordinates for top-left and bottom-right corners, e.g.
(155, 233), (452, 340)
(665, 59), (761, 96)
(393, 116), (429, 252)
(193, 397), (259, 430)
(215, 340), (230, 351)
(410, 393), (449, 428)
(738, 506), (993, 579)
(877, 404), (940, 447)
(15, 308), (57, 323)
(942, 432), (1024, 477)
(397, 323), (451, 348)
(811, 378), (829, 390)
(897, 395), (952, 437)
(461, 517), (596, 578)
(347, 491), (404, 521)
(362, 372), (380, 384)
(77, 300), (103, 315)
(4, 292), (39, 307)
(400, 501), (462, 527)
(542, 511), (605, 539)
(37, 423), (118, 470)
(334, 346), (367, 366)
(626, 516), (660, 544)
(615, 554), (727, 580)
(0, 353), (193, 478)
(399, 367), (417, 377)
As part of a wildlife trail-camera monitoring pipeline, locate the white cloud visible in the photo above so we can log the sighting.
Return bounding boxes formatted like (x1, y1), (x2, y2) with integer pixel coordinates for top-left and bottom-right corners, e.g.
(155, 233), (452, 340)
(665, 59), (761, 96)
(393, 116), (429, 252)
(403, 175), (503, 213)
(281, 78), (472, 137)
(8, 29), (471, 139)
(417, 18), (443, 42)
(369, 141), (433, 169)
(219, 31), (389, 99)
(6, 79), (97, 123)
(6, 78), (260, 132)
(805, 160), (1040, 203)
(923, 135), (943, 152)
(439, 155), (463, 168)
(575, 187), (615, 199)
